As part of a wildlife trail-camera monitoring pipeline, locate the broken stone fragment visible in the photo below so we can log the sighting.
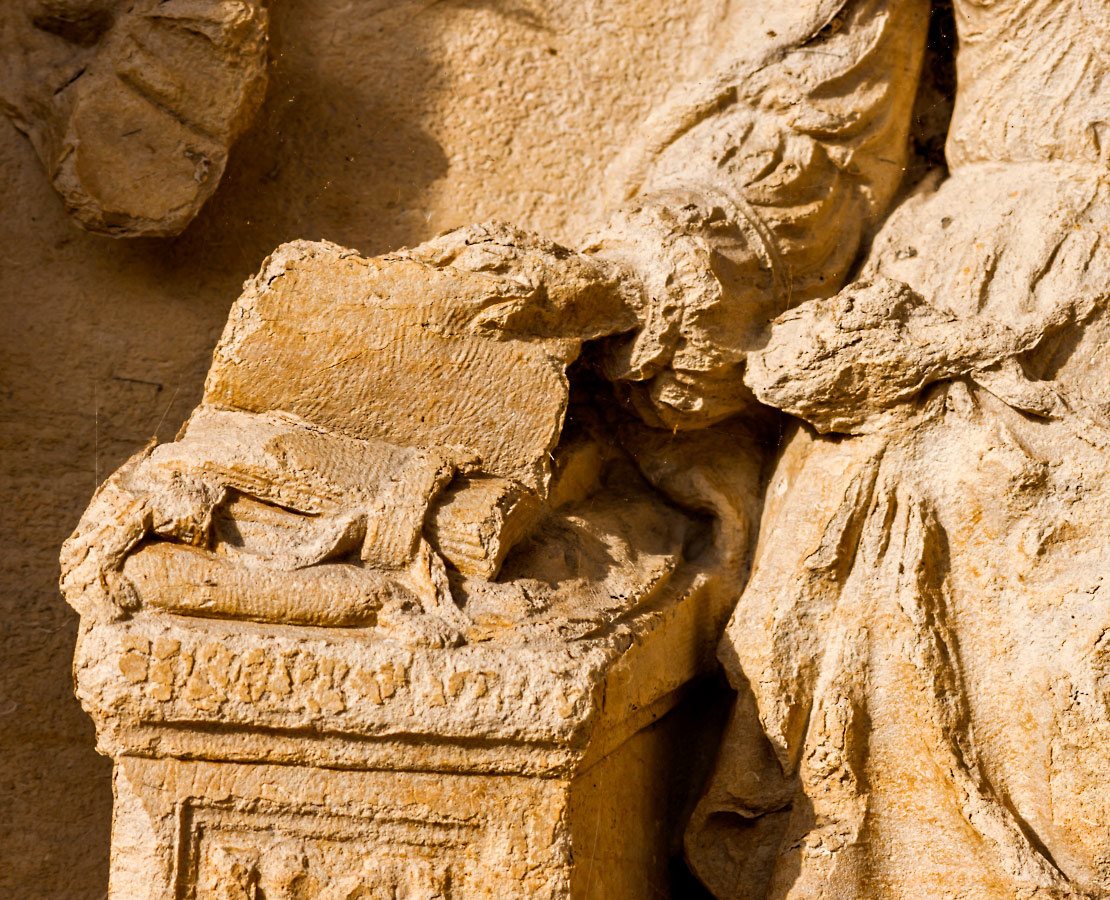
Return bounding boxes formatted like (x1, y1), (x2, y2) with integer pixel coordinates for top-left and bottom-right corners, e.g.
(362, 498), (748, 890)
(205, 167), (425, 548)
(425, 475), (543, 580)
(0, 0), (268, 236)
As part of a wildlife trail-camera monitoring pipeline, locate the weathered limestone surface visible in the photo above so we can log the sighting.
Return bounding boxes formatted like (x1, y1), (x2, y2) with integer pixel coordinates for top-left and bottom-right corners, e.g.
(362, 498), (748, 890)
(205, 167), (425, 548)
(1, 3), (744, 892)
(22, 0), (1110, 897)
(685, 2), (1110, 899)
(0, 0), (268, 236)
(60, 228), (763, 897)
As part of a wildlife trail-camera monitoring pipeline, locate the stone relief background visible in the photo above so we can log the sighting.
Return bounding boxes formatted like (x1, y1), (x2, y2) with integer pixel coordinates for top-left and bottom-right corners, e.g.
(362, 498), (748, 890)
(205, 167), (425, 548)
(0, 1), (955, 897)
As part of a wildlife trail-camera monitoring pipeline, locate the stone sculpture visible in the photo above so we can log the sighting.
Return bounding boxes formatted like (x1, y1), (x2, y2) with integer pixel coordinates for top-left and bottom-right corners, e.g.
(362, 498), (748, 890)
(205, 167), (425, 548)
(686, 2), (1110, 899)
(0, 0), (268, 237)
(57, 0), (1110, 896)
(60, 223), (767, 898)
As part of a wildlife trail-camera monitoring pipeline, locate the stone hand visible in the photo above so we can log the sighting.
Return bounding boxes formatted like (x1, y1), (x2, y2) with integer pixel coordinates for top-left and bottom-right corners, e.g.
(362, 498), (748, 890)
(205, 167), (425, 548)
(745, 277), (1024, 434)
(396, 221), (641, 347)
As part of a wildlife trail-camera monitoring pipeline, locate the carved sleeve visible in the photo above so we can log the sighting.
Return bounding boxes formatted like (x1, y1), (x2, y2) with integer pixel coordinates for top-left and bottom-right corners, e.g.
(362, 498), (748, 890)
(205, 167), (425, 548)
(586, 0), (930, 429)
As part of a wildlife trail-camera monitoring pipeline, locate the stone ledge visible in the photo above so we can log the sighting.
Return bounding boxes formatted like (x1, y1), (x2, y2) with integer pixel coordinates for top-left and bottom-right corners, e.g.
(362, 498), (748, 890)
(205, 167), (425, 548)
(76, 569), (731, 778)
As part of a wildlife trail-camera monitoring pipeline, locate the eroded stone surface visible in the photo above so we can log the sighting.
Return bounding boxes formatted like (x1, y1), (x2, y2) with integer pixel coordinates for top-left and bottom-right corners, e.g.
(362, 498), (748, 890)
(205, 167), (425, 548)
(49, 0), (1110, 898)
(686, 2), (1110, 899)
(0, 0), (268, 236)
(1, 0), (787, 894)
(57, 213), (764, 897)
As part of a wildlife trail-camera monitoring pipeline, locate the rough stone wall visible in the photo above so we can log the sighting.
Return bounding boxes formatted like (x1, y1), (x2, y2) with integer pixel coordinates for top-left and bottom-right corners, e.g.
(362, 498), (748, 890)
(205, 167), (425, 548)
(0, 1), (730, 896)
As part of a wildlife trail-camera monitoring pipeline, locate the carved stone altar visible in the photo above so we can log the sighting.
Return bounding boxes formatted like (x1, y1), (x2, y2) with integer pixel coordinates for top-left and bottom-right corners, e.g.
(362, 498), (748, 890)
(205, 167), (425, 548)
(78, 587), (727, 899)
(62, 233), (759, 899)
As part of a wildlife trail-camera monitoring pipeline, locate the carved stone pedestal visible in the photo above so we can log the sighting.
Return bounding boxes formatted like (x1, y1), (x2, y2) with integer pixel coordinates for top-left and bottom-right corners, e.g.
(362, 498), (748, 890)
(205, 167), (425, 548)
(76, 580), (727, 900)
